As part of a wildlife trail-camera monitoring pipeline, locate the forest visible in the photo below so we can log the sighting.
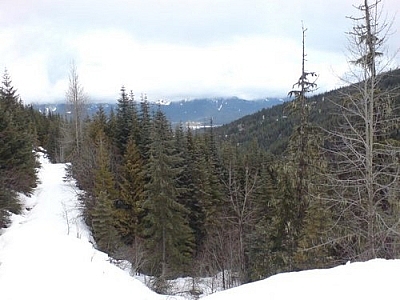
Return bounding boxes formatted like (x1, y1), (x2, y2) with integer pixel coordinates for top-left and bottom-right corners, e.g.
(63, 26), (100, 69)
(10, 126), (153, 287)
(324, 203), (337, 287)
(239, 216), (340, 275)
(1, 0), (400, 292)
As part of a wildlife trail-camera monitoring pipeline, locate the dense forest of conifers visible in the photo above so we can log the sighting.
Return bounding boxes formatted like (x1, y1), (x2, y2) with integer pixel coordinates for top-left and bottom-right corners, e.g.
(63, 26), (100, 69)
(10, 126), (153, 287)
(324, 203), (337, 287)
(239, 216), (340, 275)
(1, 0), (400, 292)
(0, 70), (59, 228)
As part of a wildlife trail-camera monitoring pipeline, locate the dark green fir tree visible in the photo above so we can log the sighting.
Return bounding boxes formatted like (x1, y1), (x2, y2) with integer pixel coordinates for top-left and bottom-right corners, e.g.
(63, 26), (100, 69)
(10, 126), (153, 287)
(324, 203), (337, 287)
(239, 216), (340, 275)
(142, 109), (194, 278)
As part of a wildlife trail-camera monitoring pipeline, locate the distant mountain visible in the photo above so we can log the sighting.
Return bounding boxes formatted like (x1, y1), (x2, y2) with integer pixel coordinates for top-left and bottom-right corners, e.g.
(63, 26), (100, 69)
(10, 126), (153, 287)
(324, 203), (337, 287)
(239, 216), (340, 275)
(160, 97), (288, 126)
(32, 97), (288, 126)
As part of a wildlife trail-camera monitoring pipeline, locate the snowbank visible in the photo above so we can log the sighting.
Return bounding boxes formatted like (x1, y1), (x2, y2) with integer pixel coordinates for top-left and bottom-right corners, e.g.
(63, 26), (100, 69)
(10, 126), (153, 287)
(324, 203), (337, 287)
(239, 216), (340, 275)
(203, 259), (400, 300)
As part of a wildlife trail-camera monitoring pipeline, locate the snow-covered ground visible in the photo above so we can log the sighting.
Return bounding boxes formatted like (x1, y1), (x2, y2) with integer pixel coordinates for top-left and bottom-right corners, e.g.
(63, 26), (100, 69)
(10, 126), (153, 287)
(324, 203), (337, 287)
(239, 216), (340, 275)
(204, 259), (400, 300)
(1, 152), (400, 300)
(0, 153), (167, 300)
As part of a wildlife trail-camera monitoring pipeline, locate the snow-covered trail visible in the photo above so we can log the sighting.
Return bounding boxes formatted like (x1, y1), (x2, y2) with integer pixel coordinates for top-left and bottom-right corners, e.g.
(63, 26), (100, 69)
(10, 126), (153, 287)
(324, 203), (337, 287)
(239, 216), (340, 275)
(0, 153), (165, 300)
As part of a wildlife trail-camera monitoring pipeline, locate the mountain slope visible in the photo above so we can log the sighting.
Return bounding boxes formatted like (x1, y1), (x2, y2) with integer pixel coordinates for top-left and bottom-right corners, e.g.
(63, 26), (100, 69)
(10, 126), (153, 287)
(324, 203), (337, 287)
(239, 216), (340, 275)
(216, 68), (400, 154)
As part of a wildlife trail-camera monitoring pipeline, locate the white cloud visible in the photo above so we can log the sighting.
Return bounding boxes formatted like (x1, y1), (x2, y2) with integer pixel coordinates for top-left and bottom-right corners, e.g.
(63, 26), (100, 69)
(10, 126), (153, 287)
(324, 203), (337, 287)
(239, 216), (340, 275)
(68, 33), (307, 101)
(0, 0), (398, 103)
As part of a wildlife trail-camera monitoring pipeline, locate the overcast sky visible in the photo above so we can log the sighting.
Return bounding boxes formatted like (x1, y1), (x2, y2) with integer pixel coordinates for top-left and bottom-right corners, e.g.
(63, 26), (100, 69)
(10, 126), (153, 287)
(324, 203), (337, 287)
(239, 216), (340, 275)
(1, 0), (399, 103)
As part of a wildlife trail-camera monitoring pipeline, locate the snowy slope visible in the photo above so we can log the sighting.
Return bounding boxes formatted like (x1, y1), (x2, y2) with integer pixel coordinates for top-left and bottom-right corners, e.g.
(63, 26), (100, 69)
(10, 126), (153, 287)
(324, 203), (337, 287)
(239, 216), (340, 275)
(203, 259), (400, 300)
(1, 152), (400, 300)
(0, 153), (167, 300)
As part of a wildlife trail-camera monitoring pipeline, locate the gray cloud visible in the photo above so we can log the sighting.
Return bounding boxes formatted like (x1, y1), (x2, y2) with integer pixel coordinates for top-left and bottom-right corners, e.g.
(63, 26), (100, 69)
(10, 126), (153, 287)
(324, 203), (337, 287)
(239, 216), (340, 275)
(1, 0), (399, 103)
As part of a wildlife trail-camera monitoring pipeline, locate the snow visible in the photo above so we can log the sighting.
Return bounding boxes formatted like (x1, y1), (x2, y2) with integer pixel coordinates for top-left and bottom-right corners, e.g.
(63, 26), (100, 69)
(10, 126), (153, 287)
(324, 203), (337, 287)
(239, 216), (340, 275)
(1, 152), (400, 300)
(0, 153), (166, 300)
(203, 259), (400, 300)
(155, 99), (171, 106)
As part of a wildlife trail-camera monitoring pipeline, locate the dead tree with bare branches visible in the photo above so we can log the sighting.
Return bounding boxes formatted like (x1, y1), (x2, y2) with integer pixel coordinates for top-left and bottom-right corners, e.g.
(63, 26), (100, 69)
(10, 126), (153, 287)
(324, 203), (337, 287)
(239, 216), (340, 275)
(324, 0), (400, 261)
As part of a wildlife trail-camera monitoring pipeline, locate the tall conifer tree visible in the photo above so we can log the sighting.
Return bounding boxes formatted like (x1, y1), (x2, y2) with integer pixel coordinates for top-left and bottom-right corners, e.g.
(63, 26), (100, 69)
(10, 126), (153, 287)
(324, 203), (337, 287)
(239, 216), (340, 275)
(142, 109), (194, 277)
(91, 128), (119, 253)
(116, 138), (145, 245)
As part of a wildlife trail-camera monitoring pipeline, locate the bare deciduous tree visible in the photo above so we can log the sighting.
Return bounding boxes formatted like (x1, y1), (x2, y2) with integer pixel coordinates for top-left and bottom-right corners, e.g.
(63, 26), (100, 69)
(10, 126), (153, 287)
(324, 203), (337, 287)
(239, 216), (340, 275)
(222, 151), (259, 283)
(324, 0), (400, 260)
(65, 62), (87, 157)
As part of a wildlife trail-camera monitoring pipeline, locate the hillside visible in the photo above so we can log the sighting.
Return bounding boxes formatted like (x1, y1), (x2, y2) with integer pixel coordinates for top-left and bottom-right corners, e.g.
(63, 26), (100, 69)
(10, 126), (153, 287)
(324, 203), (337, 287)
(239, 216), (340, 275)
(215, 68), (400, 155)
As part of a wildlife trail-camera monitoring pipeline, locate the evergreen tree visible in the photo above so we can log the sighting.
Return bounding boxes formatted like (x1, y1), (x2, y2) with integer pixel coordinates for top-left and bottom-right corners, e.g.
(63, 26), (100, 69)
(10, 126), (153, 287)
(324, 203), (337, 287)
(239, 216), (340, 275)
(0, 69), (22, 111)
(0, 70), (38, 227)
(26, 107), (63, 163)
(115, 86), (138, 155)
(106, 107), (117, 141)
(116, 138), (145, 245)
(194, 125), (230, 282)
(47, 113), (63, 163)
(142, 109), (194, 277)
(137, 93), (152, 160)
(128, 90), (140, 144)
(202, 120), (225, 225)
(286, 25), (317, 228)
(91, 128), (119, 253)
(0, 109), (21, 226)
(246, 152), (279, 280)
(178, 127), (206, 257)
(92, 191), (120, 254)
(268, 25), (332, 272)
(265, 163), (307, 274)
